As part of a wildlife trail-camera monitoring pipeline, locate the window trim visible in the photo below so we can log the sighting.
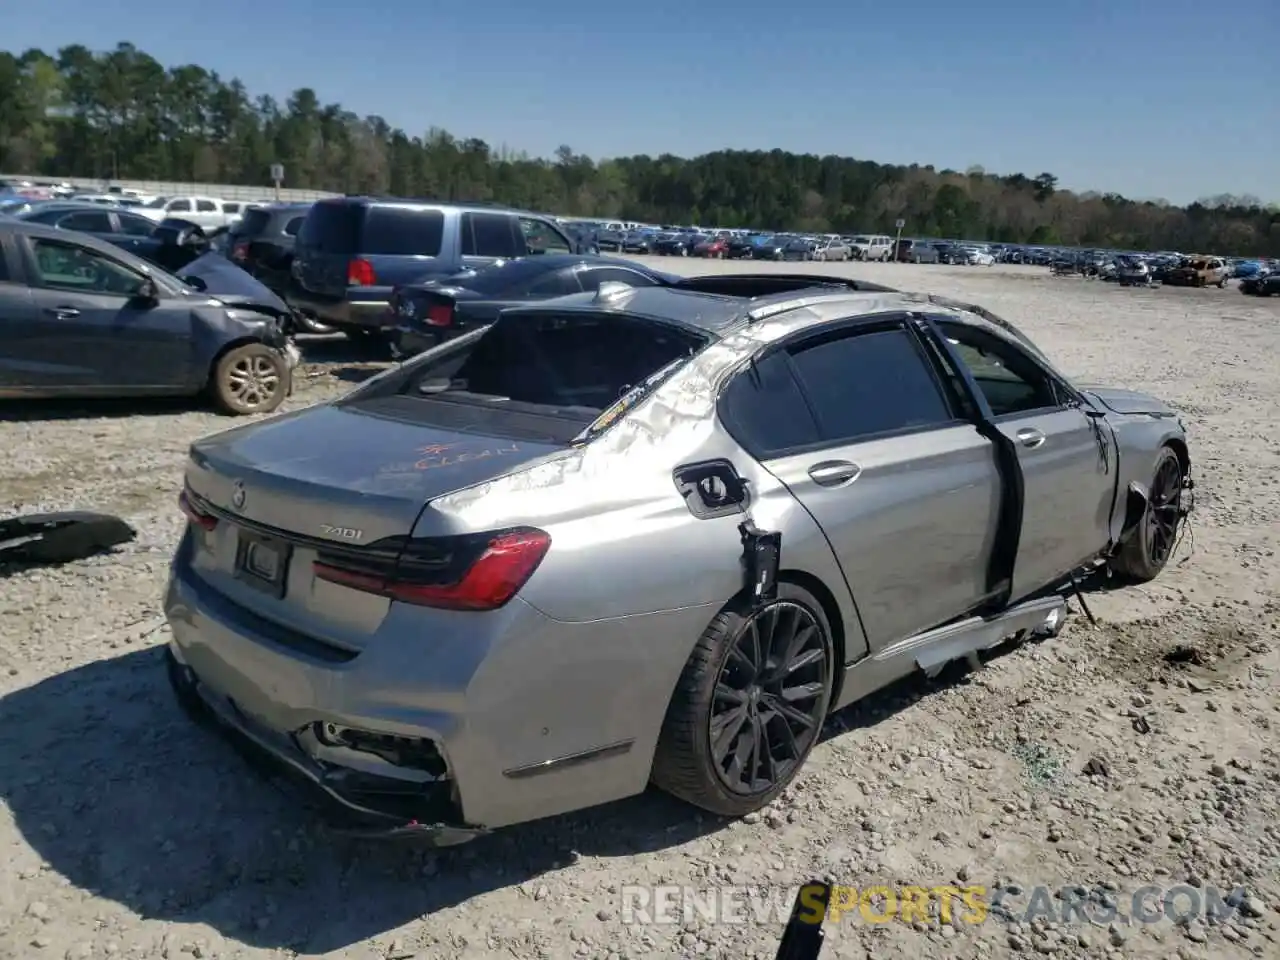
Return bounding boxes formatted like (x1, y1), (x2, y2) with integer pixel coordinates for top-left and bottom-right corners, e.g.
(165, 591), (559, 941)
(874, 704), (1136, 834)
(717, 313), (968, 461)
(922, 316), (1081, 422)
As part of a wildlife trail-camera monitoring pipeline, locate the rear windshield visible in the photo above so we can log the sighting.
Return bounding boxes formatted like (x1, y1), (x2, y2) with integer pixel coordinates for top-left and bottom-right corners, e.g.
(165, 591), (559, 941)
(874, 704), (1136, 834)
(398, 312), (706, 424)
(298, 203), (445, 257)
(236, 208), (270, 236)
(446, 258), (570, 296)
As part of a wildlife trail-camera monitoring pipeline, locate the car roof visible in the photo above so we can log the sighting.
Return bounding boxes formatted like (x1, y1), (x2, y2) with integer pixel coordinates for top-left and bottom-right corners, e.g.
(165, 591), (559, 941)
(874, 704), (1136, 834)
(502, 281), (1049, 356)
(321, 195), (550, 218)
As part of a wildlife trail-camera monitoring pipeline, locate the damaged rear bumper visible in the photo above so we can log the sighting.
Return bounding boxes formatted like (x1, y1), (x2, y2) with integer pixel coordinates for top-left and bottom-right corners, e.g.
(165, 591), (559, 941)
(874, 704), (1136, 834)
(164, 645), (487, 844)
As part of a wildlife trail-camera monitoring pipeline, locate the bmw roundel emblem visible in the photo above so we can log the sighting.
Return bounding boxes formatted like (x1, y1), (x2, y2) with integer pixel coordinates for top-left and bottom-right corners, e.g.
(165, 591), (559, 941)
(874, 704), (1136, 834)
(230, 480), (247, 511)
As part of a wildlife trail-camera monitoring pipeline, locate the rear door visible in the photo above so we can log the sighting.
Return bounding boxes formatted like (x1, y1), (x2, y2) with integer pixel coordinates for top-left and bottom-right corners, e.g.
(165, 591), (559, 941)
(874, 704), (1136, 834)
(721, 316), (1002, 651)
(934, 319), (1113, 599)
(20, 234), (192, 389)
(111, 210), (159, 256)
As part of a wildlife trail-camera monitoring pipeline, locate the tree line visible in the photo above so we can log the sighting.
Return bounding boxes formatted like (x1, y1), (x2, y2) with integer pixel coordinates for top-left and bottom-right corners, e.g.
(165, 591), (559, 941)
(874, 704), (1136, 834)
(1, 42), (1277, 256)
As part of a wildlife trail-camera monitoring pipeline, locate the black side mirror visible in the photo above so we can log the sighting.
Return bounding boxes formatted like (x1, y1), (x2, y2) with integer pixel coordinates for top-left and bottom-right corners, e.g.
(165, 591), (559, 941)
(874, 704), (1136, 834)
(133, 277), (159, 304)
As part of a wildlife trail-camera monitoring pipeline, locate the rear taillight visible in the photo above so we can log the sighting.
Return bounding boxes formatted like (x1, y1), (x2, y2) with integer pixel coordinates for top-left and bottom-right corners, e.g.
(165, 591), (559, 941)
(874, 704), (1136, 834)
(425, 303), (454, 327)
(230, 241), (249, 263)
(347, 258), (376, 286)
(313, 528), (551, 612)
(178, 487), (217, 531)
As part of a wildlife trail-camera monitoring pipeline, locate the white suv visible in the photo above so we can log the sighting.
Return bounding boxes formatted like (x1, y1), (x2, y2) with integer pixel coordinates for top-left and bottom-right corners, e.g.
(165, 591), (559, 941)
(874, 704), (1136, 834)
(849, 234), (894, 262)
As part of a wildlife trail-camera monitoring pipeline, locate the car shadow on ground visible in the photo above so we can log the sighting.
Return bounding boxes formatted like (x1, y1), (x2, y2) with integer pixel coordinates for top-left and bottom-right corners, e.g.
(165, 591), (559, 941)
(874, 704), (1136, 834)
(0, 647), (722, 954)
(296, 334), (393, 365)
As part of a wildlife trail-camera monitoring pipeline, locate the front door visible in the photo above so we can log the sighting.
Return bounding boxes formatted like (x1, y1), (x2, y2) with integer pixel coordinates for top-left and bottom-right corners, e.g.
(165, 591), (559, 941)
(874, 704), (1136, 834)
(22, 235), (192, 390)
(935, 320), (1114, 600)
(720, 317), (1003, 652)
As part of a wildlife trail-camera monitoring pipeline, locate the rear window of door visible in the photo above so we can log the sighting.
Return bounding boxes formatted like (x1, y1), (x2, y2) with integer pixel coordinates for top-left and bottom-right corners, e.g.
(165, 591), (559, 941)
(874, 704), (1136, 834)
(787, 325), (955, 444)
(362, 206), (444, 256)
(196, 199), (217, 213)
(167, 199), (192, 213)
(461, 213), (523, 258)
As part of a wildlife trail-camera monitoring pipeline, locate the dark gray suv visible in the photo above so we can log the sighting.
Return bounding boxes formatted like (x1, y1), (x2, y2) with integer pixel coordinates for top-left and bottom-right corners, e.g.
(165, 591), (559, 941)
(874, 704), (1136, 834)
(290, 198), (577, 341)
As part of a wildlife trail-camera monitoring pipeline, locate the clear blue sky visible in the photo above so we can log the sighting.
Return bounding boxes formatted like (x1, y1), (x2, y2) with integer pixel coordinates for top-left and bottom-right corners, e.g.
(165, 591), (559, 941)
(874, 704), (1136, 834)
(7, 0), (1277, 205)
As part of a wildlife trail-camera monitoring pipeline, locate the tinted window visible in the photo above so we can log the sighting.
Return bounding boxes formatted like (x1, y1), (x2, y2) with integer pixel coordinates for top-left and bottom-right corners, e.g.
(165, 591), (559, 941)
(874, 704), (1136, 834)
(196, 199), (217, 212)
(789, 327), (953, 443)
(297, 201), (362, 253)
(223, 202), (241, 213)
(719, 350), (821, 456)
(168, 199), (192, 213)
(116, 213), (156, 237)
(404, 313), (704, 416)
(578, 267), (659, 292)
(0, 244), (8, 282)
(237, 208), (271, 236)
(283, 216), (304, 236)
(29, 238), (145, 297)
(362, 206), (444, 256)
(520, 217), (572, 254)
(57, 211), (114, 233)
(937, 323), (1060, 417)
(462, 213), (522, 258)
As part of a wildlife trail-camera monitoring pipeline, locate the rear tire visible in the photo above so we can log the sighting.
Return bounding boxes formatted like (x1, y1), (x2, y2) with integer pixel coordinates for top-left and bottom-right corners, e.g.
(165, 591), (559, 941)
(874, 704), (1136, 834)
(1111, 446), (1184, 583)
(210, 343), (290, 416)
(652, 583), (835, 817)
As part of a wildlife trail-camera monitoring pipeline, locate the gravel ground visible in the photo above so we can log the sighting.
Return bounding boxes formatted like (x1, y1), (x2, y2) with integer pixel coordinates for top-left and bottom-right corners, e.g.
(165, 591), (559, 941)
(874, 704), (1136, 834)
(2, 262), (1278, 960)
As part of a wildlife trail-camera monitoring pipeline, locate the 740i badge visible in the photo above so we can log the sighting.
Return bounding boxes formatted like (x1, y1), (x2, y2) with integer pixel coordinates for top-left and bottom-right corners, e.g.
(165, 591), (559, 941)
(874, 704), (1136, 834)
(319, 524), (363, 542)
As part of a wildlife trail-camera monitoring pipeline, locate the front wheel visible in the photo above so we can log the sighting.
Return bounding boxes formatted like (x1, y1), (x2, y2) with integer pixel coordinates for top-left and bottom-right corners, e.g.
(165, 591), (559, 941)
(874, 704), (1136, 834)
(651, 583), (835, 817)
(1111, 446), (1185, 583)
(210, 343), (290, 416)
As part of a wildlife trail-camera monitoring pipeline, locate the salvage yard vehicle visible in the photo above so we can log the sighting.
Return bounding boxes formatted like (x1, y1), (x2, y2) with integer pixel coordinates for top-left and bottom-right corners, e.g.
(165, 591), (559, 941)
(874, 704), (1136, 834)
(894, 238), (940, 263)
(164, 273), (1192, 842)
(388, 254), (681, 356)
(1162, 255), (1228, 288)
(0, 220), (299, 414)
(1239, 271), (1279, 296)
(849, 234), (893, 261)
(1116, 255), (1154, 287)
(291, 197), (576, 342)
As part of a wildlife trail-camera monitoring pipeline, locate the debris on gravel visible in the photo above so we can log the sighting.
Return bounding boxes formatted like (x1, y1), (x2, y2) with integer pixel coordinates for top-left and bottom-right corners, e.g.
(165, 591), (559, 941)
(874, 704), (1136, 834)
(2, 263), (1277, 959)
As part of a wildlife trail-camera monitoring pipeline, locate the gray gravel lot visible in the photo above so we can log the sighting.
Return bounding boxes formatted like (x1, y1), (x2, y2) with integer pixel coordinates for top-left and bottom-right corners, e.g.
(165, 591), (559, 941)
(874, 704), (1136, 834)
(2, 262), (1278, 960)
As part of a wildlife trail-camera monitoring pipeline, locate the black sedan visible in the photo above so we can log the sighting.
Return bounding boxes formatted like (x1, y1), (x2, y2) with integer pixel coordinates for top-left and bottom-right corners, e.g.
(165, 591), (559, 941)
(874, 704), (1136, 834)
(1240, 272), (1279, 297)
(389, 255), (680, 357)
(751, 236), (789, 260)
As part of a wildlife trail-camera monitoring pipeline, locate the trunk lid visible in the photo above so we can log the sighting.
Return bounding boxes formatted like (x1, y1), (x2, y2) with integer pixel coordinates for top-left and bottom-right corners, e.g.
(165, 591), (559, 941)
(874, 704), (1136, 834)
(181, 402), (566, 649)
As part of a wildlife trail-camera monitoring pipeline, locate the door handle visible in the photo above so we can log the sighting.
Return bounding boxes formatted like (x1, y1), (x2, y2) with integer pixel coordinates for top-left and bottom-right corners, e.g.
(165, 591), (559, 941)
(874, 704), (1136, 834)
(1016, 427), (1046, 449)
(808, 460), (862, 487)
(44, 306), (80, 320)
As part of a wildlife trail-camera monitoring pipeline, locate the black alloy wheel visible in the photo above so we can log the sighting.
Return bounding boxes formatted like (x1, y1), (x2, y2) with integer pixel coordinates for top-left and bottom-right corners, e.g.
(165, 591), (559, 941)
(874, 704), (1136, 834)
(709, 601), (829, 796)
(1146, 453), (1184, 568)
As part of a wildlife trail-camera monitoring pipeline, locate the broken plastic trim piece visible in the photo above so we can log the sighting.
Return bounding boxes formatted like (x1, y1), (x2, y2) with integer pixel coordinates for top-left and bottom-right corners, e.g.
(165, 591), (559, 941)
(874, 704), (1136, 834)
(740, 521), (781, 607)
(774, 879), (830, 959)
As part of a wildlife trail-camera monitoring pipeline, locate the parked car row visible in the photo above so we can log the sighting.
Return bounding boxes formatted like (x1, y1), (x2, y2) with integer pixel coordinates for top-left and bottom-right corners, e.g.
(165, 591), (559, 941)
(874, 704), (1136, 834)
(1044, 249), (1274, 291)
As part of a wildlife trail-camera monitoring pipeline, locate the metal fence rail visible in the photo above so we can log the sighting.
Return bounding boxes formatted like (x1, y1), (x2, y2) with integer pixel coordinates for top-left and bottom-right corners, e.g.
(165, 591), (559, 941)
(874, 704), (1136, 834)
(0, 173), (341, 203)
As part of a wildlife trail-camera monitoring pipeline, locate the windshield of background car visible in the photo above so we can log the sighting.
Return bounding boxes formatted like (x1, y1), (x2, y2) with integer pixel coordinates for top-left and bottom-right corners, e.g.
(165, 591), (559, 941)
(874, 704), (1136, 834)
(400, 311), (707, 423)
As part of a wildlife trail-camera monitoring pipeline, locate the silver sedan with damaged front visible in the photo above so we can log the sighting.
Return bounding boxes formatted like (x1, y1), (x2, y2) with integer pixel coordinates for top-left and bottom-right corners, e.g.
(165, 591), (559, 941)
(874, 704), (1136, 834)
(163, 276), (1193, 844)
